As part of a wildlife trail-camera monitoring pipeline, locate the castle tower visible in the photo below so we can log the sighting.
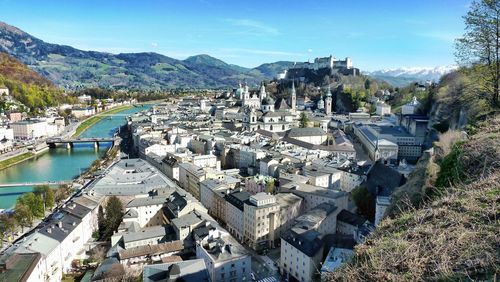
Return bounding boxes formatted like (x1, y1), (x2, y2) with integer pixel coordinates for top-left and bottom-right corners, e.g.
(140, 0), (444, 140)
(291, 80), (297, 111)
(325, 85), (332, 115)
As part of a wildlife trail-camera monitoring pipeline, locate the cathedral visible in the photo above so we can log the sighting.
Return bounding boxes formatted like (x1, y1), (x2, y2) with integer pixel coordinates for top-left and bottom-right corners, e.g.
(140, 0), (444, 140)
(238, 83), (263, 109)
(242, 82), (297, 132)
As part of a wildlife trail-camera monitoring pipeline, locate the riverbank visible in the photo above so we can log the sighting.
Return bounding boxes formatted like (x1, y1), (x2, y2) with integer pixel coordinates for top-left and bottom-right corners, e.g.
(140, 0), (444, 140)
(72, 104), (133, 138)
(0, 105), (150, 210)
(0, 152), (35, 170)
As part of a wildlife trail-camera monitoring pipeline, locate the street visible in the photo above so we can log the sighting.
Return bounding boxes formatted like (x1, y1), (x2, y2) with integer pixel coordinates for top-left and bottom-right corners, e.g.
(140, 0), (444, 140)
(248, 246), (282, 282)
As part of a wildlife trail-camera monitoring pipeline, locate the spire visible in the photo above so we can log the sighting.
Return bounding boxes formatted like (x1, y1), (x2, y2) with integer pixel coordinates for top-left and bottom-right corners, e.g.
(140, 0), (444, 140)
(259, 82), (266, 102)
(291, 80), (296, 111)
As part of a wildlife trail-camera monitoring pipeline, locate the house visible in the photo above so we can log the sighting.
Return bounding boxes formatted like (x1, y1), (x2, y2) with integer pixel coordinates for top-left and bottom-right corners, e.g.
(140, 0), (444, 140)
(320, 246), (354, 276)
(124, 196), (166, 228)
(7, 112), (22, 122)
(11, 120), (48, 140)
(163, 191), (207, 221)
(280, 182), (349, 213)
(0, 252), (44, 282)
(172, 211), (206, 243)
(178, 163), (206, 200)
(196, 235), (251, 282)
(376, 101), (391, 116)
(72, 106), (95, 118)
(292, 202), (338, 236)
(112, 225), (169, 250)
(200, 178), (240, 221)
(143, 259), (211, 282)
(280, 228), (324, 282)
(286, 127), (328, 145)
(243, 193), (280, 250)
(336, 209), (374, 243)
(224, 191), (251, 241)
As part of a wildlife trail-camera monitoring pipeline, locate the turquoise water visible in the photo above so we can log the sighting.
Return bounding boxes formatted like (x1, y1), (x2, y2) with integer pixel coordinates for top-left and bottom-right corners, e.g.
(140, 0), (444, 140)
(0, 106), (148, 209)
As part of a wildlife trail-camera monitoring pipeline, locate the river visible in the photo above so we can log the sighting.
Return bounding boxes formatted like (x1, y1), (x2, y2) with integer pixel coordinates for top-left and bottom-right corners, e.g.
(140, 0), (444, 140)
(0, 106), (148, 209)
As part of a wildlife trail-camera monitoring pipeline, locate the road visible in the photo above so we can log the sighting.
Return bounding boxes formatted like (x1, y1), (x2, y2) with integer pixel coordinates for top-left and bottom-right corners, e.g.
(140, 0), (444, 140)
(246, 246), (282, 282)
(0, 147), (29, 162)
(0, 121), (80, 162)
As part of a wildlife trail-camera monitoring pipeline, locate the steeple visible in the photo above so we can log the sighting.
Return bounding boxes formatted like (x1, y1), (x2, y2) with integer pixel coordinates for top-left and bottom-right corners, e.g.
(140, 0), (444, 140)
(324, 85), (332, 115)
(291, 80), (296, 111)
(259, 82), (267, 102)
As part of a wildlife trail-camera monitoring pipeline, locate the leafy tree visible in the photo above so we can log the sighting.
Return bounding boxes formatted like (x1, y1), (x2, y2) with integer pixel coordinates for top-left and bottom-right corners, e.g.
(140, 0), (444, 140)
(0, 214), (16, 247)
(456, 0), (500, 106)
(103, 196), (123, 239)
(14, 203), (33, 232)
(299, 112), (310, 128)
(33, 185), (55, 210)
(17, 192), (44, 218)
(266, 179), (276, 194)
(55, 184), (73, 204)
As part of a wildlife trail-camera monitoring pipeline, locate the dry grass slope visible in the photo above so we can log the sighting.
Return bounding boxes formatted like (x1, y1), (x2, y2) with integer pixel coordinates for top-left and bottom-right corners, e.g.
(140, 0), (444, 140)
(328, 175), (499, 281)
(328, 115), (500, 281)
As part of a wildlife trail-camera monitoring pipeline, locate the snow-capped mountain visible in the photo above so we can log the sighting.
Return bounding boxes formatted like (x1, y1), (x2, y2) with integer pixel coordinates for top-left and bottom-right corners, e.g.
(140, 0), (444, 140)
(365, 66), (458, 87)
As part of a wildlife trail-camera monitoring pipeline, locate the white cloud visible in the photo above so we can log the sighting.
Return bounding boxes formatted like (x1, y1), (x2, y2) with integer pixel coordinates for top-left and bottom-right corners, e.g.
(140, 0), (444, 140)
(224, 18), (279, 36)
(151, 42), (158, 47)
(308, 49), (313, 53)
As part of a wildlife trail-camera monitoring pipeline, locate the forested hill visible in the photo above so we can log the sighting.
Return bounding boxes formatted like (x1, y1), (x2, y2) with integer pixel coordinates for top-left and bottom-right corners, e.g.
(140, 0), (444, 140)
(0, 52), (53, 86)
(0, 52), (71, 113)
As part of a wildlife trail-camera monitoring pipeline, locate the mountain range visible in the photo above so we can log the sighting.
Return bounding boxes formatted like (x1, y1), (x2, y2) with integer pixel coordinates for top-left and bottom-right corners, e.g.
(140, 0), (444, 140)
(365, 66), (458, 87)
(0, 21), (296, 90)
(0, 21), (454, 90)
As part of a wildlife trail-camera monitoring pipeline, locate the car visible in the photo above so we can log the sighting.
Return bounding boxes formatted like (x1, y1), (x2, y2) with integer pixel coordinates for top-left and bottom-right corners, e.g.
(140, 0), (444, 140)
(250, 273), (256, 281)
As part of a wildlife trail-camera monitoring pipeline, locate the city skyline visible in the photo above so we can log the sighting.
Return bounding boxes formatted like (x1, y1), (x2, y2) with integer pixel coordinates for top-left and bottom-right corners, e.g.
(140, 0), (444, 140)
(0, 0), (469, 70)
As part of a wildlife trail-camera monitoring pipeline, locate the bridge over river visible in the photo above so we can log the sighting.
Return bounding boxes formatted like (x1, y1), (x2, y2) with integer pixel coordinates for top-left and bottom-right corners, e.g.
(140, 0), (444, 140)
(46, 137), (117, 149)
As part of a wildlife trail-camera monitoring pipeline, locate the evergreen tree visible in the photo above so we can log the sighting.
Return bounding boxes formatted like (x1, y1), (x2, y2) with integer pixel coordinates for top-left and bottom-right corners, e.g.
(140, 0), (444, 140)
(97, 205), (105, 238)
(103, 196), (123, 239)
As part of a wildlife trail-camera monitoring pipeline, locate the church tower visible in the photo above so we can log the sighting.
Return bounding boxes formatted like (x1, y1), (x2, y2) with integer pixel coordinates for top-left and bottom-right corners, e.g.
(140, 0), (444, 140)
(291, 80), (297, 111)
(259, 82), (267, 102)
(325, 85), (332, 115)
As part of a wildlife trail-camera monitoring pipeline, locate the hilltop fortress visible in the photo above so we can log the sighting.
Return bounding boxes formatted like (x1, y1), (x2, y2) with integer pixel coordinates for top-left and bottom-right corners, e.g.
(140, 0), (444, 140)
(294, 55), (353, 70)
(280, 55), (359, 79)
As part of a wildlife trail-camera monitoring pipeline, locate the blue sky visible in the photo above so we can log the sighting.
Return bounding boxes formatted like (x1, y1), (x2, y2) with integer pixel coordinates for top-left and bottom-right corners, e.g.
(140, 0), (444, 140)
(0, 0), (469, 70)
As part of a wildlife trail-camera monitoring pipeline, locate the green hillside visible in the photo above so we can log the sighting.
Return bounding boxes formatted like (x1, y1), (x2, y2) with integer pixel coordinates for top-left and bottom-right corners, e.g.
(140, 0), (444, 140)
(0, 52), (71, 113)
